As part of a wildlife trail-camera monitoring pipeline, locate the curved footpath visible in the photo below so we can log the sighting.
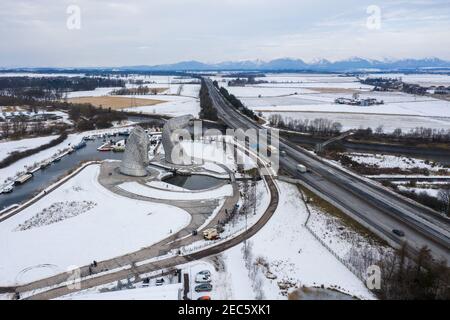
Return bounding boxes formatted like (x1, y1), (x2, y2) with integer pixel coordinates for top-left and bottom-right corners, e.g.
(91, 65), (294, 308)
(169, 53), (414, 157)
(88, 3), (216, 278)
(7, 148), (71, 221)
(23, 161), (278, 300)
(0, 148), (279, 300)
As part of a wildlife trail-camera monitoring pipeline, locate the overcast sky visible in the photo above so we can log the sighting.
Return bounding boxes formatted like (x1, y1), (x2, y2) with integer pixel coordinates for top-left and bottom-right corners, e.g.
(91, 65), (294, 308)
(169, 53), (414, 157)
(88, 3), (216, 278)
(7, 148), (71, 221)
(1, 0), (449, 67)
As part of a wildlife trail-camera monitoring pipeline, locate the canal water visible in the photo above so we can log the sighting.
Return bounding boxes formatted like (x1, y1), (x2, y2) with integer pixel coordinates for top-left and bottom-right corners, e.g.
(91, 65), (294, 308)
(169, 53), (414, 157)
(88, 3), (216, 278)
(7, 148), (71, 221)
(164, 175), (224, 190)
(0, 137), (123, 210)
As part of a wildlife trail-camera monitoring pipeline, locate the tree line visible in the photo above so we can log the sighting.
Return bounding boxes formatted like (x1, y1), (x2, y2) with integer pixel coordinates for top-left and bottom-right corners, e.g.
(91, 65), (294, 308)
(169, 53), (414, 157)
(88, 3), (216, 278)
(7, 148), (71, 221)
(111, 86), (162, 96)
(199, 79), (218, 121)
(0, 76), (125, 102)
(269, 114), (343, 136)
(218, 86), (259, 121)
(354, 126), (450, 143)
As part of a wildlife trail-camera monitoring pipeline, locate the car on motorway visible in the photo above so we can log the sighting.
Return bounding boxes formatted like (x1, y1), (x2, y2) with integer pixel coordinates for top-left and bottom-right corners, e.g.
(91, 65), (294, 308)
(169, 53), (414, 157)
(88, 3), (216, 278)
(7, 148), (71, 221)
(297, 164), (307, 173)
(195, 283), (213, 292)
(392, 229), (405, 237)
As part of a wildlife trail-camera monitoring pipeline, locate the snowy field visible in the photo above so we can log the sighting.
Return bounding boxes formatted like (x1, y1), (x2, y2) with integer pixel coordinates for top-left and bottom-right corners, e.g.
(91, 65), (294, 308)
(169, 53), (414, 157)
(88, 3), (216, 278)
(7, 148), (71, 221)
(118, 181), (233, 200)
(218, 181), (374, 300)
(0, 135), (57, 162)
(0, 73), (85, 78)
(66, 87), (121, 98)
(232, 90), (450, 117)
(0, 165), (191, 286)
(0, 133), (84, 184)
(343, 153), (449, 172)
(0, 125), (140, 185)
(179, 139), (258, 172)
(366, 73), (450, 87)
(217, 73), (450, 132)
(18, 177), (379, 299)
(123, 94), (200, 117)
(64, 74), (201, 117)
(261, 111), (450, 133)
(397, 185), (444, 198)
(63, 283), (183, 300)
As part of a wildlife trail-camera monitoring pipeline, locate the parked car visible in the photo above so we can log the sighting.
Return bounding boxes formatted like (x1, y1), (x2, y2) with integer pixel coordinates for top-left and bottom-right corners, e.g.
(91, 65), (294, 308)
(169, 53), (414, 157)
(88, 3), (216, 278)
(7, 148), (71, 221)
(197, 296), (211, 300)
(155, 278), (165, 286)
(195, 274), (211, 283)
(197, 270), (211, 277)
(195, 283), (213, 292)
(392, 229), (405, 237)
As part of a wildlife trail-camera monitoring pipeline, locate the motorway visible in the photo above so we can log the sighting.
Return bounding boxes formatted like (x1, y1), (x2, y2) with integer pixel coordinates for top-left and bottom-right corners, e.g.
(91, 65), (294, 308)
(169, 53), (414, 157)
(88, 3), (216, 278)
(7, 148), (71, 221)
(203, 77), (450, 262)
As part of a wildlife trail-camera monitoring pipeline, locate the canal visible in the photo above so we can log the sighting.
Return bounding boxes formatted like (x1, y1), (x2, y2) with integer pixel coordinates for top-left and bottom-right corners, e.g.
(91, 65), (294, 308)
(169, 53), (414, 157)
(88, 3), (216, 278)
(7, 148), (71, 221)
(0, 137), (123, 210)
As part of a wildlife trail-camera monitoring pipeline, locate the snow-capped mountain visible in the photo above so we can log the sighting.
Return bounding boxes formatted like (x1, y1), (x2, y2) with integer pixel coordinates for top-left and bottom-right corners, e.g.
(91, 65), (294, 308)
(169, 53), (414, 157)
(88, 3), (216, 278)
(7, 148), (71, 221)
(117, 57), (450, 72)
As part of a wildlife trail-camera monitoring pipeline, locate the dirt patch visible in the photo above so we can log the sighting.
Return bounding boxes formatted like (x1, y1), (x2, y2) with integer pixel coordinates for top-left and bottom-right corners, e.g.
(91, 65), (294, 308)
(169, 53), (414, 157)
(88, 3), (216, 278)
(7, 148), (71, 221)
(67, 96), (166, 110)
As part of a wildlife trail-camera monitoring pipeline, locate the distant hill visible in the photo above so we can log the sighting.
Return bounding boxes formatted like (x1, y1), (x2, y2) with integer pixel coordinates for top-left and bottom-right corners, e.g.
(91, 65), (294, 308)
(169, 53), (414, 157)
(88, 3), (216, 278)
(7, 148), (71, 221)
(117, 57), (450, 72)
(3, 57), (450, 73)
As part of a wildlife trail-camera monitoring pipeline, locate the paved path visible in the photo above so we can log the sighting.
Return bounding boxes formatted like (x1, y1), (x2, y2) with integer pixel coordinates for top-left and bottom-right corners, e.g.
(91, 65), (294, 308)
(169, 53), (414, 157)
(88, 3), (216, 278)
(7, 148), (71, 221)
(26, 159), (278, 300)
(4, 161), (240, 298)
(15, 151), (279, 300)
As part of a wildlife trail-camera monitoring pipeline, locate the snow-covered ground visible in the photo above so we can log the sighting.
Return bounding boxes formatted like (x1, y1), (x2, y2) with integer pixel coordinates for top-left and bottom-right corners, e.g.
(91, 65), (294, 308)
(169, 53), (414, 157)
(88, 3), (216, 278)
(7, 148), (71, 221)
(397, 185), (443, 198)
(0, 133), (84, 184)
(0, 73), (85, 78)
(118, 181), (233, 200)
(366, 73), (450, 87)
(217, 181), (375, 300)
(217, 73), (450, 132)
(180, 139), (257, 172)
(63, 283), (183, 300)
(0, 165), (191, 286)
(262, 111), (450, 133)
(0, 135), (58, 162)
(66, 87), (121, 98)
(64, 74), (201, 117)
(124, 94), (200, 117)
(59, 259), (217, 300)
(307, 196), (392, 273)
(0, 125), (138, 186)
(342, 153), (448, 172)
(234, 90), (450, 117)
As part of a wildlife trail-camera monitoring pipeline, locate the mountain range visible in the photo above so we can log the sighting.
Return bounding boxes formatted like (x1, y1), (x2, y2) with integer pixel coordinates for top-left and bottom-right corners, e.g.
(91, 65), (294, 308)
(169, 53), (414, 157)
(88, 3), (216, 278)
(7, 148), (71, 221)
(118, 57), (450, 72)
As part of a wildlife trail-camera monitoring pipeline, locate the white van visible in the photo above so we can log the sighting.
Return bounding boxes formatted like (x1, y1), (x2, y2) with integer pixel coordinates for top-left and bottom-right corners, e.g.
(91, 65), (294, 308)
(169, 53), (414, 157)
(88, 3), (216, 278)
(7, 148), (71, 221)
(297, 164), (307, 173)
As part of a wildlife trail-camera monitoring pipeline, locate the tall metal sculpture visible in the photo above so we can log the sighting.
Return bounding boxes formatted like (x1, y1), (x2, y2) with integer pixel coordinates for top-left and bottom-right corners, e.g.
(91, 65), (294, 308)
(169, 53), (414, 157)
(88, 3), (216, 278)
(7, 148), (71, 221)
(162, 114), (194, 165)
(120, 126), (149, 176)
